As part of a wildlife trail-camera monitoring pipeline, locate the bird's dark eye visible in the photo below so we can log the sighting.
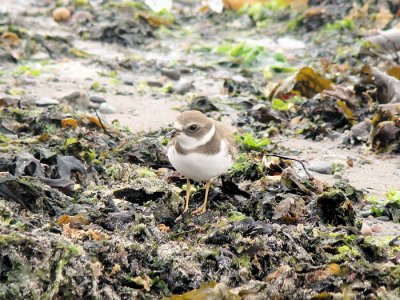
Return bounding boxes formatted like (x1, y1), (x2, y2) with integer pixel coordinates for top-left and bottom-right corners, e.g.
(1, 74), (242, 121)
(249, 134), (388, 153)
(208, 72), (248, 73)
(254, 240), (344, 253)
(188, 124), (199, 132)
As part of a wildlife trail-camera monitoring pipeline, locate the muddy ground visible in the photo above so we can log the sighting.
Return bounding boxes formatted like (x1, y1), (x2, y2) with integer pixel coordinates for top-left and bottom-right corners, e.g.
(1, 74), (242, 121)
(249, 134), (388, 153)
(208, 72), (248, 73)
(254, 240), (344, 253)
(1, 0), (400, 299)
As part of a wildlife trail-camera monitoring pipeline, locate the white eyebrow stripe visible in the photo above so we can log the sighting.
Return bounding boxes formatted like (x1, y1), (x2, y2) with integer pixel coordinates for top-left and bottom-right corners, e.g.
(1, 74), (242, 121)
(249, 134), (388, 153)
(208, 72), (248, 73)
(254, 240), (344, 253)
(174, 122), (183, 130)
(179, 124), (216, 150)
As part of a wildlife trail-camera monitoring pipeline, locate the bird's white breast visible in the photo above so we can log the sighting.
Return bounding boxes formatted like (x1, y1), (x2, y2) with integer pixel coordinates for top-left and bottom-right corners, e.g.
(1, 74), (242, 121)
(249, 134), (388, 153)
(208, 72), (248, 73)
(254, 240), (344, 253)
(167, 140), (233, 182)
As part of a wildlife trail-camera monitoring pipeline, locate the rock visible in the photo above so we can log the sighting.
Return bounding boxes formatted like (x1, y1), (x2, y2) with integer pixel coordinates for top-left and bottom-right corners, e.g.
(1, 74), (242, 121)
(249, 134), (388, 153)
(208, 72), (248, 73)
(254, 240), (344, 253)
(35, 97), (59, 106)
(281, 167), (315, 194)
(61, 91), (90, 109)
(372, 121), (400, 150)
(371, 224), (383, 233)
(359, 210), (372, 218)
(385, 199), (400, 223)
(31, 52), (50, 60)
(118, 74), (134, 86)
(89, 102), (100, 109)
(11, 152), (45, 177)
(308, 161), (333, 175)
(272, 197), (305, 223)
(147, 81), (163, 87)
(173, 80), (193, 95)
(70, 10), (93, 24)
(0, 95), (19, 107)
(189, 96), (218, 113)
(99, 103), (117, 114)
(113, 177), (169, 204)
(333, 172), (342, 179)
(251, 105), (282, 123)
(52, 7), (71, 22)
(327, 131), (341, 140)
(90, 95), (107, 103)
(161, 68), (181, 80)
(317, 188), (355, 226)
(390, 236), (400, 247)
(376, 216), (390, 221)
(351, 120), (371, 142)
(361, 223), (373, 236)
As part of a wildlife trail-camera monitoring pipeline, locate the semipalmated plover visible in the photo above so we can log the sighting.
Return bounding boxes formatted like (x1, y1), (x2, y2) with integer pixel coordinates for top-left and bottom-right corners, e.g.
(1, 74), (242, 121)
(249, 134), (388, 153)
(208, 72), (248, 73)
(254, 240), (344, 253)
(167, 110), (237, 215)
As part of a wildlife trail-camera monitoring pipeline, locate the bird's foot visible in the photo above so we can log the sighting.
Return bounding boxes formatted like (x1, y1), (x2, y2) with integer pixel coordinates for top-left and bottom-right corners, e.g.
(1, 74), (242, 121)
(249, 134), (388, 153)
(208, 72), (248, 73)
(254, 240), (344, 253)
(191, 205), (206, 215)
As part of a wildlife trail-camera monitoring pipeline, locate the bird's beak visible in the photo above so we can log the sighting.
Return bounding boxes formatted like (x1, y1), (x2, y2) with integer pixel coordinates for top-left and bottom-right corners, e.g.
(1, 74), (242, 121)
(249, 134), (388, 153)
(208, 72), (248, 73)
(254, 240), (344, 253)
(165, 129), (178, 139)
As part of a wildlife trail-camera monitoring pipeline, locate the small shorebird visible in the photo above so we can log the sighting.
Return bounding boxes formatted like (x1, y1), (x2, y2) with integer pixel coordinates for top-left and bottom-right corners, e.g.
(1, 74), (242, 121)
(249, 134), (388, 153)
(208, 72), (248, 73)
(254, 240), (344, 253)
(167, 110), (236, 215)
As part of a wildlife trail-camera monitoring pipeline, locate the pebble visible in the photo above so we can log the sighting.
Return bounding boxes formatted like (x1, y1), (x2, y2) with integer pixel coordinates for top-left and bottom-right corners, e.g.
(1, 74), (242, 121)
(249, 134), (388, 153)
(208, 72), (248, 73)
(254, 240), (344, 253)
(61, 91), (83, 102)
(327, 131), (341, 140)
(391, 238), (400, 247)
(370, 224), (383, 233)
(308, 160), (333, 175)
(71, 10), (93, 24)
(119, 75), (134, 86)
(147, 81), (163, 87)
(61, 91), (90, 109)
(89, 102), (100, 109)
(31, 52), (50, 60)
(99, 103), (117, 114)
(361, 223), (373, 236)
(161, 68), (181, 80)
(333, 172), (342, 179)
(190, 96), (218, 113)
(90, 95), (107, 103)
(271, 223), (280, 233)
(359, 210), (372, 218)
(52, 7), (71, 22)
(173, 81), (193, 95)
(35, 97), (59, 106)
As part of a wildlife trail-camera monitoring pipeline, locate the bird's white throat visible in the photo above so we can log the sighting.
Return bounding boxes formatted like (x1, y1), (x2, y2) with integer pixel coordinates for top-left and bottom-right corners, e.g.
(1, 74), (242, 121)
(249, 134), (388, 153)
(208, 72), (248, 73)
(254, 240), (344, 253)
(178, 124), (216, 150)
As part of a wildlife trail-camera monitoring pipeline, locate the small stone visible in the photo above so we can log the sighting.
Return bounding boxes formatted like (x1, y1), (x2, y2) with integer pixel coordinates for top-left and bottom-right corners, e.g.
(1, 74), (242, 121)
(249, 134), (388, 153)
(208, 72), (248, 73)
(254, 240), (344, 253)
(61, 91), (89, 109)
(147, 81), (163, 87)
(52, 7), (71, 22)
(361, 223), (373, 236)
(359, 210), (372, 218)
(119, 74), (134, 86)
(308, 161), (333, 175)
(71, 10), (93, 24)
(161, 68), (181, 80)
(376, 216), (390, 221)
(333, 172), (342, 179)
(327, 131), (341, 140)
(31, 52), (50, 61)
(371, 224), (383, 233)
(99, 103), (117, 114)
(35, 97), (59, 106)
(62, 91), (81, 101)
(173, 81), (193, 95)
(351, 120), (371, 142)
(89, 102), (100, 109)
(391, 237), (400, 247)
(90, 95), (107, 103)
(271, 223), (281, 233)
(190, 96), (218, 113)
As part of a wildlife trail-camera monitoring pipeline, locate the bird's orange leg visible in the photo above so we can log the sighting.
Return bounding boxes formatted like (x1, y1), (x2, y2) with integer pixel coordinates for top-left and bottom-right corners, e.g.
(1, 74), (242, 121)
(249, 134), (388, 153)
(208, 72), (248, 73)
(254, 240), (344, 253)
(183, 178), (191, 213)
(192, 180), (211, 215)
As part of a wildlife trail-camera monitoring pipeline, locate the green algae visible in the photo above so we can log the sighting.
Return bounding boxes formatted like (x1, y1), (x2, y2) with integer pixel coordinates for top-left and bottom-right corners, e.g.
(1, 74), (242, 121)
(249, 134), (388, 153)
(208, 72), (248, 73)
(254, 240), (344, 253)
(228, 211), (247, 222)
(0, 232), (24, 246)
